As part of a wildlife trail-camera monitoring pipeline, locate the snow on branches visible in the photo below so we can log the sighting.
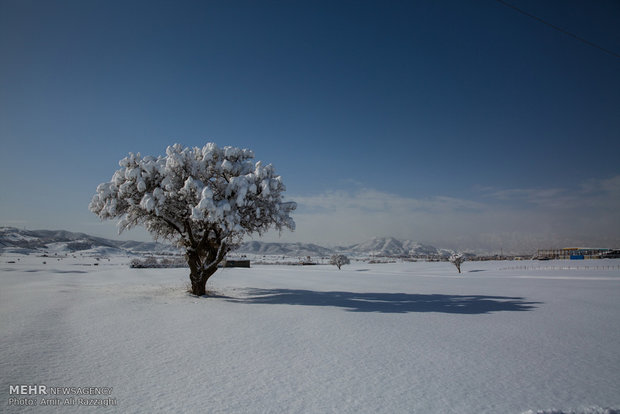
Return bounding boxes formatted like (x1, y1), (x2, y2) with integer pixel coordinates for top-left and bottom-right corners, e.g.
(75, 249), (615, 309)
(449, 253), (466, 273)
(90, 143), (296, 295)
(90, 143), (295, 243)
(329, 254), (350, 270)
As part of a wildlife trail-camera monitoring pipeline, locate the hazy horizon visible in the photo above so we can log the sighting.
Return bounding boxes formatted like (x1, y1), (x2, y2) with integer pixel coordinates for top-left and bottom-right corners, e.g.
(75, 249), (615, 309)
(1, 224), (617, 256)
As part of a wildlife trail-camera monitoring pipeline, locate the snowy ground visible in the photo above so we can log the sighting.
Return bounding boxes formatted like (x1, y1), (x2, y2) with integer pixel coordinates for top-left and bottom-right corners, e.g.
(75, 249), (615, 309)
(1, 254), (619, 414)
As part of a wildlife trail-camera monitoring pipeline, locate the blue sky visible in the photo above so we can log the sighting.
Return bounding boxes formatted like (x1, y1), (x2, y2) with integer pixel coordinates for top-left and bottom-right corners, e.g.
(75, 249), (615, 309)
(1, 0), (619, 252)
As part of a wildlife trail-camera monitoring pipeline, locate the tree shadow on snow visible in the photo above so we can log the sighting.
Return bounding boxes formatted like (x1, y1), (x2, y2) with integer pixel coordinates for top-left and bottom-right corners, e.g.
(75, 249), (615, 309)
(227, 289), (541, 314)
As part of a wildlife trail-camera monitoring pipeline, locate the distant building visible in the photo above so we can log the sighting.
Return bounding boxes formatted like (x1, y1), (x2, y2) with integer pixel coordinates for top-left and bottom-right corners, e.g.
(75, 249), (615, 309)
(222, 259), (251, 268)
(536, 247), (617, 260)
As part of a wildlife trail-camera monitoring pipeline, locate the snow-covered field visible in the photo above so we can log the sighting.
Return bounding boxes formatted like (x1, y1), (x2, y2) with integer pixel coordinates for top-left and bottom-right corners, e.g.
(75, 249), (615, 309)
(1, 254), (619, 414)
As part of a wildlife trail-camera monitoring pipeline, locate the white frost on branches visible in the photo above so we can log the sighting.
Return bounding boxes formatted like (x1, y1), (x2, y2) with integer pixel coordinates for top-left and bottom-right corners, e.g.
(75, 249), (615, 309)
(449, 253), (466, 273)
(89, 143), (296, 250)
(330, 254), (350, 270)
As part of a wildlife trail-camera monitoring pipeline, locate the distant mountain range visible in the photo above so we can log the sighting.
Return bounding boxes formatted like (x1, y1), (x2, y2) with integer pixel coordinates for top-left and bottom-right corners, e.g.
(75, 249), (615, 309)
(238, 241), (335, 257)
(338, 237), (449, 257)
(0, 227), (179, 256)
(0, 227), (451, 258)
(240, 237), (451, 258)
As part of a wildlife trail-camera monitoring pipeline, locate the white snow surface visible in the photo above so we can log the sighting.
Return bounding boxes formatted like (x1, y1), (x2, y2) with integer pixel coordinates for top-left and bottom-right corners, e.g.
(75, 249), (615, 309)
(1, 255), (619, 413)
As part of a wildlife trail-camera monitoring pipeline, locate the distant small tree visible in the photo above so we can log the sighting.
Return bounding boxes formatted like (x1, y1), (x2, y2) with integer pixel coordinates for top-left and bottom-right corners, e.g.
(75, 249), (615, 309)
(90, 143), (296, 296)
(449, 253), (466, 273)
(330, 254), (350, 270)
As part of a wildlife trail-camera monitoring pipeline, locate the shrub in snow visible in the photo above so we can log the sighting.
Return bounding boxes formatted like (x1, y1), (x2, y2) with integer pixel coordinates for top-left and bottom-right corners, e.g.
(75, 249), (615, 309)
(449, 253), (465, 273)
(130, 256), (187, 269)
(130, 256), (157, 268)
(330, 254), (350, 270)
(90, 143), (296, 295)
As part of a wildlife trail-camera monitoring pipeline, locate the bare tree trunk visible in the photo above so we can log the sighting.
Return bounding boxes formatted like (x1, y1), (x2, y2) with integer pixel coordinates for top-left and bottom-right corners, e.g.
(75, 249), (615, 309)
(190, 267), (217, 296)
(186, 243), (227, 296)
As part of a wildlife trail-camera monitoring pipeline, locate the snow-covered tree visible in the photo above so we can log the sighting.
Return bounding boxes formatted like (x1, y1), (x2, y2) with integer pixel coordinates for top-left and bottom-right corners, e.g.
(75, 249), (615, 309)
(330, 254), (350, 270)
(90, 143), (296, 295)
(449, 253), (466, 273)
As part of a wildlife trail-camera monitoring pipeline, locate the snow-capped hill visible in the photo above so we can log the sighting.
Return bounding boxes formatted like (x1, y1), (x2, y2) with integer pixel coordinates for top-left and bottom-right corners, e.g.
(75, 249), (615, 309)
(339, 237), (446, 257)
(344, 237), (406, 256)
(115, 240), (179, 254)
(236, 238), (447, 258)
(401, 241), (442, 257)
(0, 227), (448, 258)
(0, 227), (179, 255)
(237, 241), (333, 257)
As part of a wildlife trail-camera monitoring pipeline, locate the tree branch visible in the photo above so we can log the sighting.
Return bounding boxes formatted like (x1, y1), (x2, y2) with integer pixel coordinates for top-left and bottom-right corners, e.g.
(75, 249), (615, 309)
(160, 216), (185, 239)
(184, 219), (196, 246)
(203, 241), (228, 273)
